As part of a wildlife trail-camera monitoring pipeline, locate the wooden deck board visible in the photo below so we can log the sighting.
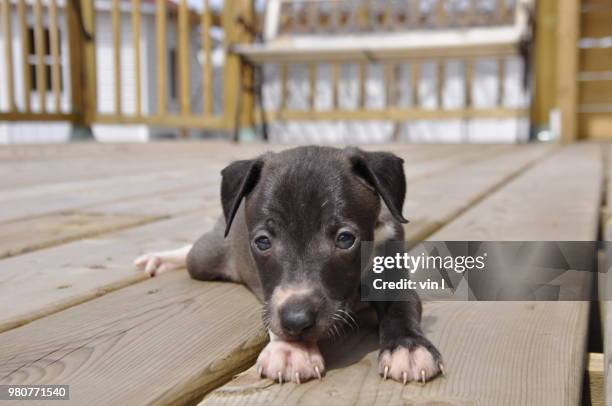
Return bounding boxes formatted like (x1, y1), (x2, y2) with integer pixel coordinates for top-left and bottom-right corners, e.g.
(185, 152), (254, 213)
(0, 144), (555, 406)
(0, 272), (267, 405)
(0, 210), (219, 333)
(201, 144), (602, 406)
(0, 144), (510, 333)
(0, 145), (506, 260)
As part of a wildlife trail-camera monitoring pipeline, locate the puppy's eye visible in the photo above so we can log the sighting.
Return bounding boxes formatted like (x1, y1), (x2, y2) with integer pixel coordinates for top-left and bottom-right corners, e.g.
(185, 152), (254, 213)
(336, 232), (356, 249)
(254, 236), (271, 251)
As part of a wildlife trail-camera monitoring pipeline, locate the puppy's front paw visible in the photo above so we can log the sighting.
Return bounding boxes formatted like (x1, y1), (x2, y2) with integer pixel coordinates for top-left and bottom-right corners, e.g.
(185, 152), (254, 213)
(256, 340), (325, 384)
(378, 340), (444, 384)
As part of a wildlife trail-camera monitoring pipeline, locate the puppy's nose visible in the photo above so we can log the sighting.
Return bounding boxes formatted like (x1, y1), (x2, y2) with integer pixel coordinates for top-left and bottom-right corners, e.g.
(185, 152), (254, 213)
(280, 305), (316, 336)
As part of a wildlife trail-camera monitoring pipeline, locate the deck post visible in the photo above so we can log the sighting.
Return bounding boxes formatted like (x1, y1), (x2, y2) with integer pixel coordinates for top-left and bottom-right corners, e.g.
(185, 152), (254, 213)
(223, 0), (255, 140)
(66, 0), (96, 140)
(556, 0), (580, 142)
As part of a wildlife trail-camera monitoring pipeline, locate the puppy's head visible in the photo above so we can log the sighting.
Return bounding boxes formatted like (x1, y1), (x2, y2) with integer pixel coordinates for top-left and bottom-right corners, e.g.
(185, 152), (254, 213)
(220, 146), (407, 342)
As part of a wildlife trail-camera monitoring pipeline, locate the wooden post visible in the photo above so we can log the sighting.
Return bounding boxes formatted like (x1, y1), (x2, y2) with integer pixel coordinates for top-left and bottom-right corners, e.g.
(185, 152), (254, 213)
(112, 0), (121, 115)
(33, 0), (46, 113)
(80, 0), (97, 125)
(132, 0), (142, 116)
(222, 0), (254, 133)
(557, 0), (580, 142)
(17, 0), (31, 113)
(202, 0), (212, 115)
(1, 0), (15, 111)
(156, 0), (167, 115)
(308, 63), (316, 111)
(65, 0), (95, 136)
(178, 0), (190, 116)
(49, 0), (62, 112)
(531, 0), (558, 133)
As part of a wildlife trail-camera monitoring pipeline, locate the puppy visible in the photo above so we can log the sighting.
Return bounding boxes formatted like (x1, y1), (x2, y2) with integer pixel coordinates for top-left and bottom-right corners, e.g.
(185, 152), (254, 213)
(135, 146), (443, 384)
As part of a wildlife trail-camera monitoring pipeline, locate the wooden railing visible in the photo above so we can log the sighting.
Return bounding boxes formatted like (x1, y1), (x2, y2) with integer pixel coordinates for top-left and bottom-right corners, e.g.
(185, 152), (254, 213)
(0, 0), (532, 140)
(276, 0), (518, 36)
(0, 0), (255, 132)
(235, 0), (531, 131)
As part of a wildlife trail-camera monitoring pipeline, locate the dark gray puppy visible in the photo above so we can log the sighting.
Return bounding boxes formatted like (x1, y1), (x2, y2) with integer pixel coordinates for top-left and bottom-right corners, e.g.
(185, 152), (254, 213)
(135, 146), (443, 384)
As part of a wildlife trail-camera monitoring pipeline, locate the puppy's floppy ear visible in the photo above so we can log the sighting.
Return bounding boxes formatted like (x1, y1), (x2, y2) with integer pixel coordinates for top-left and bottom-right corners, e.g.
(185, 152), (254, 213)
(220, 158), (264, 237)
(345, 147), (408, 224)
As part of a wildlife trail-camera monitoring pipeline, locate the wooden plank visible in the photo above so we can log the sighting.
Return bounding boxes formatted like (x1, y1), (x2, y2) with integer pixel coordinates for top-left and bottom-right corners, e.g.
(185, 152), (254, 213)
(557, 0), (580, 142)
(0, 146), (552, 405)
(156, 0), (167, 115)
(588, 353), (604, 406)
(202, 0), (212, 115)
(48, 0), (61, 112)
(178, 0), (190, 115)
(580, 48), (612, 73)
(580, 80), (612, 105)
(17, 0), (31, 112)
(33, 0), (46, 113)
(1, 0), (15, 111)
(0, 210), (218, 333)
(0, 211), (162, 259)
(497, 57), (505, 106)
(579, 113), (612, 139)
(132, 0), (142, 116)
(258, 107), (528, 122)
(0, 167), (223, 223)
(202, 144), (599, 406)
(112, 0), (121, 115)
(582, 10), (612, 39)
(308, 62), (316, 110)
(531, 0), (558, 128)
(81, 0), (97, 124)
(0, 272), (267, 405)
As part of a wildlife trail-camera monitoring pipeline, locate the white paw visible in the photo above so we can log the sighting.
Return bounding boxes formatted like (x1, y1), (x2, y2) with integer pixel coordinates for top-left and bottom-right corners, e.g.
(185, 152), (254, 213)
(133, 245), (191, 277)
(378, 346), (443, 384)
(256, 340), (325, 384)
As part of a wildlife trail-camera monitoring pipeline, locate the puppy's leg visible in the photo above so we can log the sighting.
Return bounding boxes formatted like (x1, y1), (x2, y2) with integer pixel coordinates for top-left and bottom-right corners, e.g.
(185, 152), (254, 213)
(255, 332), (325, 384)
(373, 294), (443, 384)
(134, 245), (192, 277)
(372, 216), (443, 384)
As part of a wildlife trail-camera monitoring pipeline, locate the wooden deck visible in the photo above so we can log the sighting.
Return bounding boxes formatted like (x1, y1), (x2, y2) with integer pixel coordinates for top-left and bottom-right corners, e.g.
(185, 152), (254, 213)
(0, 141), (607, 405)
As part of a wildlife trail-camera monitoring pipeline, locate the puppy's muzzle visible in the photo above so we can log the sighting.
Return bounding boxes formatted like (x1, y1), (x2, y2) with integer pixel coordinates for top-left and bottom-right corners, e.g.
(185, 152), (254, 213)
(279, 299), (317, 338)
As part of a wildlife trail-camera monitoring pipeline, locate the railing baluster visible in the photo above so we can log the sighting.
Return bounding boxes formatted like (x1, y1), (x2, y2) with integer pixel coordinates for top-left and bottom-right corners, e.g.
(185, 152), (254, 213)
(411, 0), (420, 29)
(436, 0), (446, 28)
(178, 0), (190, 115)
(34, 0), (46, 113)
(465, 59), (473, 109)
(202, 0), (212, 115)
(132, 0), (142, 116)
(331, 62), (339, 110)
(112, 0), (121, 115)
(308, 62), (316, 111)
(18, 0), (31, 112)
(497, 57), (505, 107)
(358, 61), (366, 108)
(279, 63), (287, 111)
(437, 60), (444, 109)
(156, 0), (167, 115)
(49, 0), (61, 112)
(411, 60), (420, 108)
(1, 0), (15, 111)
(385, 62), (396, 108)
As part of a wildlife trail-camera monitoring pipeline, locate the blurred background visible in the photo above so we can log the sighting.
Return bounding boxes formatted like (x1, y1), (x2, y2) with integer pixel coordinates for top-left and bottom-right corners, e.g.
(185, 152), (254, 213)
(0, 0), (607, 144)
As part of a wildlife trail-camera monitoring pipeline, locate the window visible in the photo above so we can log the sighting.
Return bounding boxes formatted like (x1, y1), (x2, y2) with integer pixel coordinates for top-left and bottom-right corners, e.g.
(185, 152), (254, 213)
(27, 27), (63, 92)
